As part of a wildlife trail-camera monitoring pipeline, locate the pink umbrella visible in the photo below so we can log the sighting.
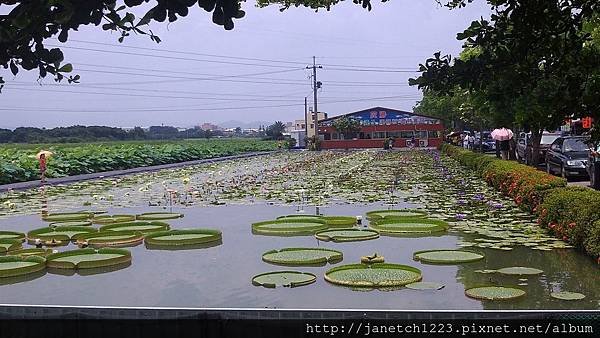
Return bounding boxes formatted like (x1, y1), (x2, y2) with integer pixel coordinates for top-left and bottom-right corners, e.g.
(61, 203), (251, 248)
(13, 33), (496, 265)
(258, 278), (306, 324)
(491, 128), (514, 141)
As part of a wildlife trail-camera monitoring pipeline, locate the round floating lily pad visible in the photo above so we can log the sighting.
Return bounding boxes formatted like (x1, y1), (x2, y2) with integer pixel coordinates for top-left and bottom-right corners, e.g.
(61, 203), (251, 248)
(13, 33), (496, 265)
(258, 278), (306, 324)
(465, 286), (526, 300)
(315, 229), (379, 242)
(9, 248), (53, 258)
(406, 282), (445, 290)
(496, 267), (543, 276)
(42, 212), (93, 222)
(252, 271), (316, 288)
(262, 248), (342, 266)
(99, 221), (170, 234)
(0, 231), (25, 242)
(550, 291), (585, 301)
(136, 212), (183, 220)
(323, 216), (357, 228)
(93, 214), (136, 225)
(27, 226), (98, 243)
(325, 263), (422, 288)
(252, 219), (328, 236)
(144, 229), (222, 246)
(276, 215), (323, 221)
(49, 221), (93, 227)
(413, 250), (484, 264)
(370, 218), (449, 235)
(366, 209), (428, 221)
(0, 239), (23, 254)
(46, 248), (131, 269)
(74, 231), (145, 247)
(360, 254), (385, 264)
(0, 256), (46, 278)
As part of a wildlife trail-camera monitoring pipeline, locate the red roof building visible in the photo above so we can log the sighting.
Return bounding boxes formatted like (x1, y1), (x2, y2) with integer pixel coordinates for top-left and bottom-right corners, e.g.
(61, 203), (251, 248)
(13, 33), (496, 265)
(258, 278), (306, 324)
(318, 107), (444, 149)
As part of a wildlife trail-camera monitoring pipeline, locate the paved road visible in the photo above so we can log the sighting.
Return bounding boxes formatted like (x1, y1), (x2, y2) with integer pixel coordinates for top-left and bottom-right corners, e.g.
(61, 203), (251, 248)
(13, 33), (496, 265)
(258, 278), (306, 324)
(0, 151), (275, 192)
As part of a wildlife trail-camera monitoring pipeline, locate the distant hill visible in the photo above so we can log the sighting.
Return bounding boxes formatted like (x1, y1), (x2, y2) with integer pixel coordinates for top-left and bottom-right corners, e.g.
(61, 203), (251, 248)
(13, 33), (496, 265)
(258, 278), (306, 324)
(218, 120), (271, 129)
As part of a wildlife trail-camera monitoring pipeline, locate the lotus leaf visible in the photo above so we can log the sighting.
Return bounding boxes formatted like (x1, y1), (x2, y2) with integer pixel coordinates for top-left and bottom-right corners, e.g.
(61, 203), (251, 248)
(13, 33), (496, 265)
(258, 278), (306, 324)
(262, 248), (342, 266)
(0, 256), (46, 278)
(550, 291), (585, 301)
(496, 267), (544, 276)
(136, 212), (184, 220)
(315, 229), (379, 242)
(325, 263), (422, 288)
(252, 271), (316, 288)
(46, 248), (131, 269)
(465, 286), (526, 300)
(144, 229), (222, 246)
(413, 250), (484, 264)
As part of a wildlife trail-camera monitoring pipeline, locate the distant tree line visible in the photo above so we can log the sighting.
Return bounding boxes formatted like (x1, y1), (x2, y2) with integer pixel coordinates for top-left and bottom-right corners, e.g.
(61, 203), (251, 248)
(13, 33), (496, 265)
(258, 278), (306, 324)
(0, 125), (228, 144)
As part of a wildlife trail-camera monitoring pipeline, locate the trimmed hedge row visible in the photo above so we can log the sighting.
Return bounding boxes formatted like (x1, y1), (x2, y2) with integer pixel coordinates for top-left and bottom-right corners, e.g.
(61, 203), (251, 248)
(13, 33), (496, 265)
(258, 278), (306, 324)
(440, 144), (566, 211)
(537, 187), (600, 260)
(440, 144), (600, 262)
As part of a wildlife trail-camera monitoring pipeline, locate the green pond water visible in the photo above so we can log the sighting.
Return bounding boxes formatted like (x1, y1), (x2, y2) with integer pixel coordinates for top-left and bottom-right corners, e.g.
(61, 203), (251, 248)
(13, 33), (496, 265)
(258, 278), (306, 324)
(0, 150), (597, 310)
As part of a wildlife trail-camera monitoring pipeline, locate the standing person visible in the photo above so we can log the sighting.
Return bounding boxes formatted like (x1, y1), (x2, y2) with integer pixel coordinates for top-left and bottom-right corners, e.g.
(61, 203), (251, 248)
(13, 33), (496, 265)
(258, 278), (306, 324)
(468, 134), (475, 150)
(499, 139), (510, 160)
(462, 133), (469, 149)
(410, 135), (416, 148)
(38, 153), (47, 183)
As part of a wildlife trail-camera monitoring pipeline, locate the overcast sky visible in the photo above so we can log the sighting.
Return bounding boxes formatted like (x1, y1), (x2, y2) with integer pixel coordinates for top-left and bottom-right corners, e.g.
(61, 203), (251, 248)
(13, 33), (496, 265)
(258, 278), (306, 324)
(1, 1), (490, 129)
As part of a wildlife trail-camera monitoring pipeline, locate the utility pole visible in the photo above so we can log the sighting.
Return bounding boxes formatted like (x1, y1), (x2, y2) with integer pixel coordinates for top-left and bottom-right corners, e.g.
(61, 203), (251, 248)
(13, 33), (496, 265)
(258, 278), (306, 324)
(304, 96), (308, 147)
(307, 56), (322, 141)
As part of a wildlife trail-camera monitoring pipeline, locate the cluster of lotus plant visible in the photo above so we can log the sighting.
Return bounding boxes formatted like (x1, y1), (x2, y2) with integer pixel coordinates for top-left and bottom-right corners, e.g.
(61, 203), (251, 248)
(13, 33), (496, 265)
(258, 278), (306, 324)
(0, 210), (222, 281)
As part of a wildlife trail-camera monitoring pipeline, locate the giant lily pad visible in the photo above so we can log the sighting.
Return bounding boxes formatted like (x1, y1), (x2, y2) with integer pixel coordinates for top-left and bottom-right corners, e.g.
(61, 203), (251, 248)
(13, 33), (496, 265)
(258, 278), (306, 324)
(144, 229), (222, 246)
(0, 231), (25, 242)
(49, 221), (93, 227)
(27, 226), (97, 243)
(74, 231), (145, 247)
(550, 291), (585, 301)
(496, 267), (544, 276)
(262, 248), (342, 266)
(252, 219), (328, 236)
(323, 216), (357, 227)
(315, 229), (379, 242)
(277, 215), (323, 221)
(413, 249), (485, 264)
(252, 271), (316, 288)
(9, 248), (53, 258)
(370, 218), (449, 235)
(406, 282), (445, 290)
(93, 214), (136, 224)
(325, 263), (422, 288)
(0, 256), (46, 278)
(366, 209), (428, 221)
(42, 212), (93, 222)
(0, 239), (22, 253)
(46, 248), (131, 269)
(99, 221), (170, 234)
(136, 212), (184, 220)
(465, 286), (526, 300)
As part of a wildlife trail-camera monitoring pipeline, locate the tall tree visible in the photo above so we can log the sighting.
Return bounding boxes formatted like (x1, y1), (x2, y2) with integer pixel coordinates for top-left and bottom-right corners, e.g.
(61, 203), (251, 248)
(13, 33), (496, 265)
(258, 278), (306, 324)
(411, 0), (600, 164)
(331, 117), (361, 140)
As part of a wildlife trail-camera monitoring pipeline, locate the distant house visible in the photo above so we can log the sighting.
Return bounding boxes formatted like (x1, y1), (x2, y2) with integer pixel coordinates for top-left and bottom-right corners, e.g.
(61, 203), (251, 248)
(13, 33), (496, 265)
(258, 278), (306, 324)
(318, 107), (444, 149)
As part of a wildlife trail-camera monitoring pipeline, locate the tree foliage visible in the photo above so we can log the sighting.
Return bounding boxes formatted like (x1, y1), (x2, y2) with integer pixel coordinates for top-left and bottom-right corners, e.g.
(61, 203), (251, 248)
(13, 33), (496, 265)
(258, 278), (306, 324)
(0, 0), (386, 89)
(265, 121), (286, 140)
(332, 116), (361, 139)
(410, 0), (600, 164)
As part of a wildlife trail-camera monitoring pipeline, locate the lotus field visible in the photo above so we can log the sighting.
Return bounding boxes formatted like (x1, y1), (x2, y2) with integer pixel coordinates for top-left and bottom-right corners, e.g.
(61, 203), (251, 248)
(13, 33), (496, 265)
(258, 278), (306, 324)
(0, 139), (277, 184)
(0, 149), (598, 310)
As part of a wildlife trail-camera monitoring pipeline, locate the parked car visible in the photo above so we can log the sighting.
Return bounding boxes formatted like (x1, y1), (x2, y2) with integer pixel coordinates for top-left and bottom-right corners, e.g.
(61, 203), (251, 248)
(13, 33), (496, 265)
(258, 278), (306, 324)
(516, 132), (561, 165)
(587, 145), (600, 190)
(474, 132), (496, 152)
(545, 136), (590, 180)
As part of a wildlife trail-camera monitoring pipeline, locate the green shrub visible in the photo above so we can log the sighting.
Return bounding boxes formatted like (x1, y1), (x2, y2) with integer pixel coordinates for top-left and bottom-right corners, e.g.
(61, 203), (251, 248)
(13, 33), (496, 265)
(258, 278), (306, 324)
(537, 187), (600, 259)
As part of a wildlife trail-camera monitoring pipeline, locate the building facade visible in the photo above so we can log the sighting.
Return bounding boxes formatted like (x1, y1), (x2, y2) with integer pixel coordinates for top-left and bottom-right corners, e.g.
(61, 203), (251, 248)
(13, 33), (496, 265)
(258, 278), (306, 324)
(318, 107), (444, 149)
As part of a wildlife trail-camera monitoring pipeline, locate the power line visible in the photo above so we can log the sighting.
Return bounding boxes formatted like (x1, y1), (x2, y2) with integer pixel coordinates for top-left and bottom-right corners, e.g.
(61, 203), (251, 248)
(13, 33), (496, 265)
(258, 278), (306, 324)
(46, 44), (303, 69)
(0, 95), (422, 113)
